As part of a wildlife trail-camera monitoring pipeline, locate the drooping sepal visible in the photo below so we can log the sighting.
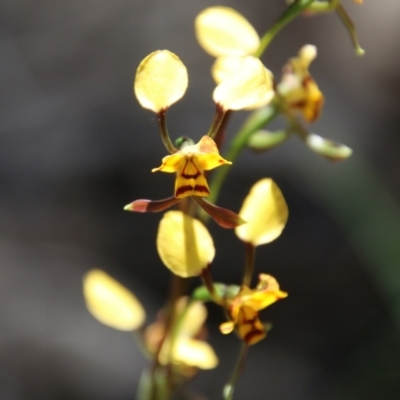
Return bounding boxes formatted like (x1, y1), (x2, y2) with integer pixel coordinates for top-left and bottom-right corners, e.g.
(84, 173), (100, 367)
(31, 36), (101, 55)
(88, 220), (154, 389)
(193, 196), (246, 229)
(124, 196), (181, 213)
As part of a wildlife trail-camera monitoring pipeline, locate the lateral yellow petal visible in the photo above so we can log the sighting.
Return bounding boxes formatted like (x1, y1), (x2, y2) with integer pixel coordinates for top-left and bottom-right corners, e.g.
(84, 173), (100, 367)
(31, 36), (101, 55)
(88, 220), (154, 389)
(235, 178), (288, 246)
(213, 56), (272, 110)
(195, 7), (260, 57)
(241, 290), (288, 312)
(157, 211), (215, 277)
(220, 321), (235, 335)
(173, 338), (218, 369)
(196, 153), (232, 171)
(83, 269), (145, 331)
(134, 50), (188, 112)
(152, 153), (184, 173)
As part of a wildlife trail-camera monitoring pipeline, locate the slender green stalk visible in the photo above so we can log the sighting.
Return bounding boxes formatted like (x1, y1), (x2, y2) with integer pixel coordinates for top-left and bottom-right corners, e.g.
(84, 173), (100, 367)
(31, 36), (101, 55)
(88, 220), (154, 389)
(254, 0), (315, 58)
(158, 109), (178, 154)
(336, 3), (365, 56)
(207, 104), (226, 140)
(242, 242), (256, 287)
(223, 343), (249, 400)
(201, 265), (225, 306)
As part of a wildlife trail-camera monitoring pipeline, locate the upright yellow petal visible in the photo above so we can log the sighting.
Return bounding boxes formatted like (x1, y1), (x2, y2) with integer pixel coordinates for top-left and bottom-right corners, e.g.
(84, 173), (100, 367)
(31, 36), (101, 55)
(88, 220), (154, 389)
(195, 7), (260, 57)
(151, 153), (184, 173)
(83, 269), (146, 331)
(299, 44), (317, 69)
(157, 211), (215, 277)
(177, 299), (208, 337)
(212, 56), (246, 84)
(213, 56), (273, 110)
(173, 337), (218, 369)
(134, 50), (188, 112)
(235, 179), (288, 246)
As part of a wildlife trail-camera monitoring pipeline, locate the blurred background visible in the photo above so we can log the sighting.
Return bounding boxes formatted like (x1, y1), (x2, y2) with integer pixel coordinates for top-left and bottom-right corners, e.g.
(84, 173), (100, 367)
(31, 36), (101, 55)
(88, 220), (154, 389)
(1, 0), (400, 399)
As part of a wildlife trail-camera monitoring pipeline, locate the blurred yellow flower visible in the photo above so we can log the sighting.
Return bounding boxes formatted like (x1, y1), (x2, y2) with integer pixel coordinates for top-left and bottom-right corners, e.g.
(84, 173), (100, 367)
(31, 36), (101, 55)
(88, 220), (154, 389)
(152, 135), (231, 199)
(196, 6), (274, 109)
(157, 211), (215, 277)
(195, 6), (260, 58)
(145, 297), (218, 370)
(213, 56), (274, 111)
(277, 44), (324, 122)
(220, 274), (287, 345)
(235, 178), (288, 247)
(134, 50), (188, 113)
(83, 269), (145, 331)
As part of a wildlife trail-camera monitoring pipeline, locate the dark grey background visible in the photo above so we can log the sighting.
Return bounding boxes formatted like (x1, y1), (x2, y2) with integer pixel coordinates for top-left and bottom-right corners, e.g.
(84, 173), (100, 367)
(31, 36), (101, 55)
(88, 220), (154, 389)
(1, 0), (400, 399)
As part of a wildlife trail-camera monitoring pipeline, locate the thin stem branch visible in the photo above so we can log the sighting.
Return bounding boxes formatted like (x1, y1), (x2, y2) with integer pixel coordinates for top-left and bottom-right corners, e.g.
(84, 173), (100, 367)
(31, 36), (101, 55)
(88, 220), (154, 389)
(157, 109), (178, 154)
(336, 3), (365, 56)
(223, 343), (249, 400)
(201, 265), (225, 306)
(242, 242), (256, 287)
(207, 104), (226, 140)
(254, 0), (315, 58)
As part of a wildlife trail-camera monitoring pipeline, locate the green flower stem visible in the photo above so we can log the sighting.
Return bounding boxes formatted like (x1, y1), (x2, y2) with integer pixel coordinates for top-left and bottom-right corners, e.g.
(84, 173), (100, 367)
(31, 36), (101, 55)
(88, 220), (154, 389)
(201, 265), (225, 306)
(207, 104), (227, 140)
(150, 275), (186, 398)
(223, 342), (249, 400)
(242, 242), (256, 287)
(206, 104), (279, 208)
(254, 0), (315, 58)
(336, 3), (365, 56)
(157, 109), (178, 154)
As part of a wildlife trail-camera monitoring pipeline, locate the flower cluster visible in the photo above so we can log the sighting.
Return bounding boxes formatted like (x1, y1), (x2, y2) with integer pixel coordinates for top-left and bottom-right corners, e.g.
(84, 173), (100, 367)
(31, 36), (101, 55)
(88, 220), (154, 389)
(81, 2), (363, 398)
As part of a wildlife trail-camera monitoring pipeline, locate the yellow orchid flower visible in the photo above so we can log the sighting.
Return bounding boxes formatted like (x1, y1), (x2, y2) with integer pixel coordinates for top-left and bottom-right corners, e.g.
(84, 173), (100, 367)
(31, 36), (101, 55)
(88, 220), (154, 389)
(145, 297), (218, 372)
(220, 274), (287, 345)
(235, 178), (288, 247)
(156, 211), (215, 278)
(152, 135), (231, 199)
(83, 269), (146, 331)
(277, 44), (324, 122)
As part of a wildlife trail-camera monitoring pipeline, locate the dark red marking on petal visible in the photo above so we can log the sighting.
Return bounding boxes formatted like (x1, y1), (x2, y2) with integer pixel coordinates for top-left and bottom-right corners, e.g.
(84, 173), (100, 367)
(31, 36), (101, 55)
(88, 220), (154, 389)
(193, 185), (210, 194)
(181, 172), (201, 179)
(181, 159), (201, 179)
(244, 329), (265, 344)
(175, 185), (194, 197)
(290, 100), (306, 109)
